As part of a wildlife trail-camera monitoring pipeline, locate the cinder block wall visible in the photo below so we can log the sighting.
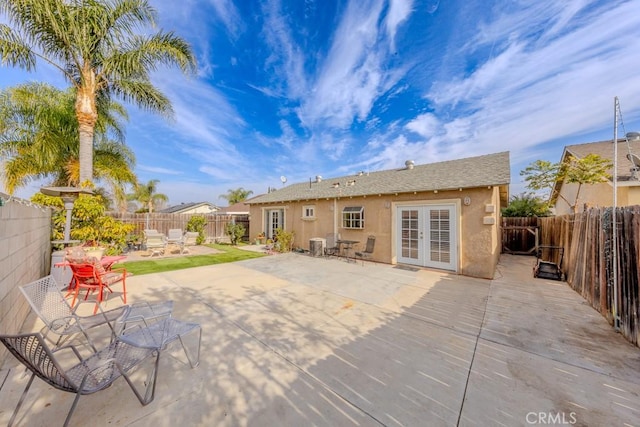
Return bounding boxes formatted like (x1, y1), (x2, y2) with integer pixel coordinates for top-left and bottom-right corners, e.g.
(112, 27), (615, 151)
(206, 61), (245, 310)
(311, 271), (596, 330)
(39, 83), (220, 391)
(0, 195), (51, 366)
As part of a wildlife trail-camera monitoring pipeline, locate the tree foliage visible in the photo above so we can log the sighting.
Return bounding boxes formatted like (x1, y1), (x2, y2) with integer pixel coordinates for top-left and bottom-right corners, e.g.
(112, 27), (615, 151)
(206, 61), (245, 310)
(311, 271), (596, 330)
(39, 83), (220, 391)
(520, 154), (612, 212)
(274, 228), (294, 253)
(220, 187), (253, 205)
(225, 223), (246, 246)
(31, 192), (134, 254)
(186, 215), (206, 245)
(127, 179), (168, 213)
(501, 193), (551, 217)
(0, 82), (136, 210)
(0, 0), (196, 182)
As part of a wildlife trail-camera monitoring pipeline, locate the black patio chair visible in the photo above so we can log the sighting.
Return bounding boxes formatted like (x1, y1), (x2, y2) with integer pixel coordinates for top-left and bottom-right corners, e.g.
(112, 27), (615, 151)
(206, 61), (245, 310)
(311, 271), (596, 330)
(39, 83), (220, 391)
(355, 235), (376, 266)
(0, 332), (159, 427)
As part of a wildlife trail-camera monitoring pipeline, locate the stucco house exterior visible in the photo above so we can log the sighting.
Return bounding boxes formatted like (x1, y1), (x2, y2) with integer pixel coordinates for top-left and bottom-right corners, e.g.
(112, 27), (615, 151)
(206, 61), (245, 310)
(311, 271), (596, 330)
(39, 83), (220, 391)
(159, 202), (220, 215)
(248, 152), (510, 279)
(552, 136), (640, 215)
(217, 201), (250, 215)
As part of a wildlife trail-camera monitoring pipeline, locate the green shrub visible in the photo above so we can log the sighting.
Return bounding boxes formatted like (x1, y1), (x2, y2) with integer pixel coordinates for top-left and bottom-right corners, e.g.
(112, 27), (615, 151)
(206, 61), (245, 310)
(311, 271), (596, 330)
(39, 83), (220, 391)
(186, 215), (206, 244)
(274, 228), (294, 253)
(31, 193), (134, 254)
(225, 223), (245, 246)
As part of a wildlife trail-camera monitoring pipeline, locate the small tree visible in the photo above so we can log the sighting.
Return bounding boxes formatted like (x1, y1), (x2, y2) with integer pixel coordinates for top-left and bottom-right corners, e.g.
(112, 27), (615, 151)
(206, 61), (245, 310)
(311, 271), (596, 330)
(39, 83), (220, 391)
(225, 223), (245, 245)
(502, 193), (551, 217)
(186, 215), (206, 245)
(521, 154), (612, 213)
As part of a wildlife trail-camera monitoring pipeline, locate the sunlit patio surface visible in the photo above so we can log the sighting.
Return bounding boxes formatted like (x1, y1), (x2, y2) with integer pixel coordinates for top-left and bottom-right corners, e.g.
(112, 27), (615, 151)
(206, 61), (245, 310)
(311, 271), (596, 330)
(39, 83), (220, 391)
(1, 253), (639, 426)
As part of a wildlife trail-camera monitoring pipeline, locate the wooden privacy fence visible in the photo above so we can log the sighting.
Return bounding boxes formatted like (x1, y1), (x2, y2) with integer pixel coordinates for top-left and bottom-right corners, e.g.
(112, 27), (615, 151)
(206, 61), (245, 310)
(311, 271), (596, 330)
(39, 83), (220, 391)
(504, 208), (639, 347)
(107, 213), (250, 242)
(501, 217), (539, 254)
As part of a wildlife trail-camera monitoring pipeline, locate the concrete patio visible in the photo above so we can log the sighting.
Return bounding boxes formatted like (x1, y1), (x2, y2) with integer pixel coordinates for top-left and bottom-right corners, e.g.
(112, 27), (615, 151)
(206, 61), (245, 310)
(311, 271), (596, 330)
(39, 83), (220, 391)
(1, 254), (639, 426)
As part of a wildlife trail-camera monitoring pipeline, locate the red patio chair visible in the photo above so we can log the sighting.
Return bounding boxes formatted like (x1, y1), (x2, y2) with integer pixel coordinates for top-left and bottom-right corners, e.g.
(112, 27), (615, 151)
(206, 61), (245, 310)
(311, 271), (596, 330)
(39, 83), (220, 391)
(68, 261), (127, 314)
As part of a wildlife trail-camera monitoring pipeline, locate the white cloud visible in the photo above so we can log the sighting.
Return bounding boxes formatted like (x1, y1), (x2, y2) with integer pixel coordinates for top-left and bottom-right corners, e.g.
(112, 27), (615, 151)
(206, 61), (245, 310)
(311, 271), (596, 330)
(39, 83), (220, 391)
(138, 165), (183, 175)
(261, 0), (308, 98)
(297, 0), (407, 129)
(385, 0), (414, 50)
(423, 0), (640, 162)
(405, 113), (440, 138)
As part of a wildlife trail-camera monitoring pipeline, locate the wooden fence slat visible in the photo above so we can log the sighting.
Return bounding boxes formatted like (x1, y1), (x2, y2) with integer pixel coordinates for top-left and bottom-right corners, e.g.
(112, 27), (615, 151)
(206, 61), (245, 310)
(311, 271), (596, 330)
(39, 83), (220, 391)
(106, 212), (250, 243)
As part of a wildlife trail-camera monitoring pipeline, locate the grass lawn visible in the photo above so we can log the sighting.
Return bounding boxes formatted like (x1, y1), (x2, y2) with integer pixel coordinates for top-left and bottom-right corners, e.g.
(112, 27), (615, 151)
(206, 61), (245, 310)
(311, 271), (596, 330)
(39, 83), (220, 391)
(114, 244), (265, 276)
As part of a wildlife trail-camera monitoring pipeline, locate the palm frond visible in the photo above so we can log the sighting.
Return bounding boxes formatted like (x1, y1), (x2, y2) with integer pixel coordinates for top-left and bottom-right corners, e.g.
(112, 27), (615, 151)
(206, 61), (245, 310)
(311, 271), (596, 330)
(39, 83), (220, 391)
(0, 23), (36, 69)
(110, 79), (174, 117)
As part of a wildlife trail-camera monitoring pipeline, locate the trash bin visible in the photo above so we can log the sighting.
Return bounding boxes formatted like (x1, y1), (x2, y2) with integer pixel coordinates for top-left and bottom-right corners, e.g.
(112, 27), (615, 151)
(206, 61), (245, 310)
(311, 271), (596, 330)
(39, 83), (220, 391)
(51, 250), (72, 290)
(309, 238), (325, 257)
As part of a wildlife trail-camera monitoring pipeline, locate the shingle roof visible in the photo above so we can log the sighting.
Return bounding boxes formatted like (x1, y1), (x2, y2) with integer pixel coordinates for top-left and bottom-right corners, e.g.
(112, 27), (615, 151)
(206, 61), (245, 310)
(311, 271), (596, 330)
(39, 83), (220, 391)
(217, 201), (250, 214)
(249, 152), (510, 204)
(159, 202), (218, 214)
(565, 139), (640, 182)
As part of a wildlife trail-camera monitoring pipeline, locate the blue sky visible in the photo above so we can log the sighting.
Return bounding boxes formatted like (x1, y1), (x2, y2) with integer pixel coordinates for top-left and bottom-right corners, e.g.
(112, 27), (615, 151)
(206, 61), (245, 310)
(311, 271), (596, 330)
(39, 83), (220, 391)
(2, 0), (640, 207)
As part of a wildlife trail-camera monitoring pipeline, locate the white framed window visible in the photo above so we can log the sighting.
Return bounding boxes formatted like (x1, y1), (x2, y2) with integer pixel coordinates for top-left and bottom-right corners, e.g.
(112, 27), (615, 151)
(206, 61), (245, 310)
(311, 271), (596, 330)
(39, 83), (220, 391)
(342, 206), (364, 229)
(302, 205), (315, 219)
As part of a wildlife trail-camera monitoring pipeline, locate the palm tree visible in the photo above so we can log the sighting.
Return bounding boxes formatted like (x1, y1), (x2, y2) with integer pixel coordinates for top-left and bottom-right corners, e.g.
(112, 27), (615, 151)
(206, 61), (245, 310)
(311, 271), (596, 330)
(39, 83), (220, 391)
(220, 187), (254, 205)
(0, 0), (196, 183)
(127, 179), (168, 213)
(0, 82), (136, 208)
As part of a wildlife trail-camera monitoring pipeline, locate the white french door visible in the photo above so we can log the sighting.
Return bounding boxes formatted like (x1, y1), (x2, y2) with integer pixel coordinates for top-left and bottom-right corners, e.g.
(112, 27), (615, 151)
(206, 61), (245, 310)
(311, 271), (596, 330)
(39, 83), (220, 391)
(266, 209), (283, 240)
(397, 205), (457, 271)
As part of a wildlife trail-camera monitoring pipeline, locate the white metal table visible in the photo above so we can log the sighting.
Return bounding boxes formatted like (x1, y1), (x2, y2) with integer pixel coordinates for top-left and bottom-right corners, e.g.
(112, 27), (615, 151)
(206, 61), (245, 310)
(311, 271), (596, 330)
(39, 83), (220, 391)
(118, 317), (201, 368)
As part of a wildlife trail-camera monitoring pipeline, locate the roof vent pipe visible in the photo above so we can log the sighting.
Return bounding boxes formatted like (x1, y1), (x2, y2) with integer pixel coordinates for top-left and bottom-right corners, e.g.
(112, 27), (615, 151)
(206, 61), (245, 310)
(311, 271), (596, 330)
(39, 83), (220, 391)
(626, 132), (640, 141)
(316, 175), (322, 182)
(405, 160), (415, 170)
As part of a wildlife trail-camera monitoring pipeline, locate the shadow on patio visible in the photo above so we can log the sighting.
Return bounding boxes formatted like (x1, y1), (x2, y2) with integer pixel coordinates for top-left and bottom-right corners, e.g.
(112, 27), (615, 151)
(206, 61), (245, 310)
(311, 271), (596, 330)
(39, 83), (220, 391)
(1, 254), (639, 426)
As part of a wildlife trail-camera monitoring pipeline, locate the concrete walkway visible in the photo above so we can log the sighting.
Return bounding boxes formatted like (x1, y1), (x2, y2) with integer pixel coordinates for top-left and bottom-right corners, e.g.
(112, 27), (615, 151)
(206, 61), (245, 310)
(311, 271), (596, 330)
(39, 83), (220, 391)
(1, 254), (639, 426)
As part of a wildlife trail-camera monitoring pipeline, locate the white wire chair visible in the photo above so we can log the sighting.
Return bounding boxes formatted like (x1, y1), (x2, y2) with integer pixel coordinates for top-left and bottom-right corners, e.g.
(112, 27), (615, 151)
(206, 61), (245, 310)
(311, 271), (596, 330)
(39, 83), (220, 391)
(19, 275), (173, 351)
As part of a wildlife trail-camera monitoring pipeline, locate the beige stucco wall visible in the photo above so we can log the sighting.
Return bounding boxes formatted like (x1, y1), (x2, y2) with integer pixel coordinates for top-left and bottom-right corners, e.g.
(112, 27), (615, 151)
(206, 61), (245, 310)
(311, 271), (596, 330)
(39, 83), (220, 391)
(249, 186), (503, 279)
(626, 187), (640, 205)
(555, 181), (640, 214)
(0, 197), (52, 367)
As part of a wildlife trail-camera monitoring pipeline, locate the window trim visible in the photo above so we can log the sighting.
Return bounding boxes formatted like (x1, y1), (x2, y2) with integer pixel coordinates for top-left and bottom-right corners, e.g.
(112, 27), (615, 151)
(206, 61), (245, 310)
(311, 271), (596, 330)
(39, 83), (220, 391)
(302, 205), (316, 220)
(342, 206), (364, 229)
(300, 205), (318, 221)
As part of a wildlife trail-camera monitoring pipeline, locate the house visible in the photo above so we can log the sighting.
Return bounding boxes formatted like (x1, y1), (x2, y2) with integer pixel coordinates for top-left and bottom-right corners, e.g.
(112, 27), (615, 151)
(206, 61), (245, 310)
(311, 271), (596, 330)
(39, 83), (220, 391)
(158, 202), (220, 215)
(217, 201), (250, 215)
(248, 152), (510, 279)
(551, 135), (640, 215)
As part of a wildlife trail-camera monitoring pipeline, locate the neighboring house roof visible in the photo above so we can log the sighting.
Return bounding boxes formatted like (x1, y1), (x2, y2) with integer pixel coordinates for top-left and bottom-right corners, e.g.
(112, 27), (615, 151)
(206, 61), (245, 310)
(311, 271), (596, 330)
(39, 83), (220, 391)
(551, 138), (640, 204)
(563, 139), (640, 182)
(249, 152), (510, 204)
(158, 202), (219, 214)
(217, 201), (250, 215)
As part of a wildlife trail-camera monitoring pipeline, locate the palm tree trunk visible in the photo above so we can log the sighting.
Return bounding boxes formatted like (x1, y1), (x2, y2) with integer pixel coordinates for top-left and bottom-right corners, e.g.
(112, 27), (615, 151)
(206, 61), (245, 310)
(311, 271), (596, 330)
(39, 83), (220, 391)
(75, 78), (98, 184)
(77, 119), (95, 183)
